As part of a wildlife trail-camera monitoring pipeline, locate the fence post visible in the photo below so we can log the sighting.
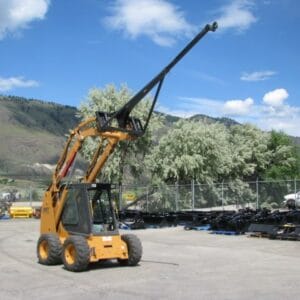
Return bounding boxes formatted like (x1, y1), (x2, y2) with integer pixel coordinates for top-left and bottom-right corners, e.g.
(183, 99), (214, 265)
(191, 179), (195, 210)
(29, 185), (32, 207)
(146, 186), (149, 212)
(256, 178), (259, 210)
(163, 190), (166, 213)
(119, 184), (123, 211)
(221, 181), (224, 210)
(175, 181), (179, 211)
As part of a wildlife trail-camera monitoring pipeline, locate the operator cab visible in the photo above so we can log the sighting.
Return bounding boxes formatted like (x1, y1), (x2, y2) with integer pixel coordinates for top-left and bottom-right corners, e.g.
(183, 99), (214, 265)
(61, 183), (118, 236)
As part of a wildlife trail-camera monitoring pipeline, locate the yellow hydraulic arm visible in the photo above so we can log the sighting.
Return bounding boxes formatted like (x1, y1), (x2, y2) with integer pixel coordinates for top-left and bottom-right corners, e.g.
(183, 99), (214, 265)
(41, 117), (135, 233)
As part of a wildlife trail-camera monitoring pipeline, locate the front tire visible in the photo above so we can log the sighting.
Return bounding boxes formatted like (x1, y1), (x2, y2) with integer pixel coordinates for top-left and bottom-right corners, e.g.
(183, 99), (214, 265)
(119, 234), (142, 266)
(62, 236), (90, 272)
(37, 234), (62, 265)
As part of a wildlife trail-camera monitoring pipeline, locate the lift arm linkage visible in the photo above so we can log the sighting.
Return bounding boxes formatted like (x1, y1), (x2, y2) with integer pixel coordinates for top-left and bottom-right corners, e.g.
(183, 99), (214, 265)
(49, 117), (133, 193)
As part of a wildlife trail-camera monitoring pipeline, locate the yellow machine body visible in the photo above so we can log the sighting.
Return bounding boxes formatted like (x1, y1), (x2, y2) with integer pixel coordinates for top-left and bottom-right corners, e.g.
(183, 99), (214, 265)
(39, 121), (134, 265)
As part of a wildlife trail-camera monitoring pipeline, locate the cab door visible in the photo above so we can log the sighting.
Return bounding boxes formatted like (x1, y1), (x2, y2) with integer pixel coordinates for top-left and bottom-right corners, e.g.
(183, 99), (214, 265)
(61, 184), (92, 235)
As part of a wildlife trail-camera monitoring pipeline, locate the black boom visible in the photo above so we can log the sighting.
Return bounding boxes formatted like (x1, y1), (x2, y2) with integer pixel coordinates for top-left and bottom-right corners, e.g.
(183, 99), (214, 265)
(96, 22), (218, 136)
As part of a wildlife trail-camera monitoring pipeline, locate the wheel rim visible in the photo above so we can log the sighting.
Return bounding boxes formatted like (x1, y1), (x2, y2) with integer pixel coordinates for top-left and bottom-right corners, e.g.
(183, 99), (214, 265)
(64, 244), (76, 265)
(39, 240), (49, 259)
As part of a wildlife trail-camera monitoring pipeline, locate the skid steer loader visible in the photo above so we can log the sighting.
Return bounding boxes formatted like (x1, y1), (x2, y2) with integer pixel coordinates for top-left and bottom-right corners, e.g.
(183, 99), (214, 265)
(37, 22), (218, 272)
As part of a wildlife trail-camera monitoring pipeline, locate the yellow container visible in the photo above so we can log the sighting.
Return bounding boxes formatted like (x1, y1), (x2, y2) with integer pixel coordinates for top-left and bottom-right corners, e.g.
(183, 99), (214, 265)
(9, 206), (33, 218)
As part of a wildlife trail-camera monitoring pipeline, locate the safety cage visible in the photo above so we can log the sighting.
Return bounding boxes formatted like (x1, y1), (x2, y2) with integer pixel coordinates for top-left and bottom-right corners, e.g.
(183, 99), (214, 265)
(61, 183), (119, 236)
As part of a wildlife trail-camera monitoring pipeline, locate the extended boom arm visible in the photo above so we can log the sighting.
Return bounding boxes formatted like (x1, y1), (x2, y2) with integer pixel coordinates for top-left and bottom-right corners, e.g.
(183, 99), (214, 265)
(96, 22), (218, 136)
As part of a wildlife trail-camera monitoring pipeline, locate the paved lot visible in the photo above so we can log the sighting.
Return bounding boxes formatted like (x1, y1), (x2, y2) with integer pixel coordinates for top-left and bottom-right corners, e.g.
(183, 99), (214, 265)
(0, 219), (300, 300)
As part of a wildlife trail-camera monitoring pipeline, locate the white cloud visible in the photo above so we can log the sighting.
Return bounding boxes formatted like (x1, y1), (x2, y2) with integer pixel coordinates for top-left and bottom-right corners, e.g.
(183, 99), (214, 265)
(263, 104), (299, 118)
(0, 0), (50, 40)
(241, 70), (277, 81)
(216, 0), (257, 32)
(104, 0), (194, 46)
(0, 76), (39, 92)
(259, 88), (299, 135)
(163, 97), (255, 118)
(157, 105), (195, 118)
(223, 97), (254, 115)
(256, 114), (300, 137)
(158, 97), (224, 118)
(160, 87), (300, 136)
(263, 88), (289, 107)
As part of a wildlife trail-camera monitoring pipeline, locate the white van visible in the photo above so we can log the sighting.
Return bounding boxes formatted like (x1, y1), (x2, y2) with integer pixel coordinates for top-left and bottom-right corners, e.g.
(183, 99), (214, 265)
(283, 191), (300, 209)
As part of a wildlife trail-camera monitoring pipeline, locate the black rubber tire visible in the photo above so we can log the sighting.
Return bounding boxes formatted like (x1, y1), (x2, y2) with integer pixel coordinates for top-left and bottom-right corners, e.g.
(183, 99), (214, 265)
(62, 236), (90, 272)
(37, 234), (62, 265)
(119, 234), (142, 266)
(184, 226), (192, 230)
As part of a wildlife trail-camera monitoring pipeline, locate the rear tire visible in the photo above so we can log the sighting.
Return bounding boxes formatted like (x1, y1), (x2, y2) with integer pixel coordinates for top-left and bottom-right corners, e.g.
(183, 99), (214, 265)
(119, 234), (142, 266)
(37, 234), (62, 265)
(62, 236), (90, 272)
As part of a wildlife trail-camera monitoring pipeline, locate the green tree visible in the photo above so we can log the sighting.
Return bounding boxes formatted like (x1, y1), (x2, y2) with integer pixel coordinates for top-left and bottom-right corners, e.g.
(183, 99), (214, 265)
(263, 130), (300, 179)
(227, 124), (272, 181)
(78, 84), (164, 184)
(146, 121), (277, 208)
(146, 120), (232, 184)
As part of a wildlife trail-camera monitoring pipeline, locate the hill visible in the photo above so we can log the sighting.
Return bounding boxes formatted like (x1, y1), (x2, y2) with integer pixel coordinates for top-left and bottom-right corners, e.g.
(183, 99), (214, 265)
(0, 95), (78, 175)
(189, 114), (240, 126)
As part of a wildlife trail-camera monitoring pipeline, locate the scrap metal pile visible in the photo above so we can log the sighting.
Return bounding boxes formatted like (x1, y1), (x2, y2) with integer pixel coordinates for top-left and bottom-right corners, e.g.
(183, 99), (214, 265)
(118, 208), (300, 240)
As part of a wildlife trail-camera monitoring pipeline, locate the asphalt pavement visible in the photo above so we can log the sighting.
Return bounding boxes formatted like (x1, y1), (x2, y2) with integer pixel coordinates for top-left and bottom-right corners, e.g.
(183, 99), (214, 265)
(0, 219), (300, 300)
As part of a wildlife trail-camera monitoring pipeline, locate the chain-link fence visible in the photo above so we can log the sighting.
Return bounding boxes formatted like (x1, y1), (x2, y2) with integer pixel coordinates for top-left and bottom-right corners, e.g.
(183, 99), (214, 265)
(120, 179), (300, 212)
(0, 176), (299, 212)
(0, 176), (50, 206)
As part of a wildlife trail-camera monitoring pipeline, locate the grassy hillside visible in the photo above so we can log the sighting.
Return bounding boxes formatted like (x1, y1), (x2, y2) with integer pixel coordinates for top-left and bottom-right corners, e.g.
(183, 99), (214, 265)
(0, 95), (77, 135)
(0, 96), (78, 175)
(158, 112), (239, 127)
(190, 114), (239, 126)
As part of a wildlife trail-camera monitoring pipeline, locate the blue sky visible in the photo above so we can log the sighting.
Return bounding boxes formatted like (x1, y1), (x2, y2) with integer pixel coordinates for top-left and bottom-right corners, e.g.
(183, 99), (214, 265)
(0, 0), (299, 136)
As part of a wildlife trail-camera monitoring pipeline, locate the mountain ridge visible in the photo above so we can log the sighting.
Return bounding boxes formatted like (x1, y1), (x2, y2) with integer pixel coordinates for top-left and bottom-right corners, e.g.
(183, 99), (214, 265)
(0, 95), (78, 174)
